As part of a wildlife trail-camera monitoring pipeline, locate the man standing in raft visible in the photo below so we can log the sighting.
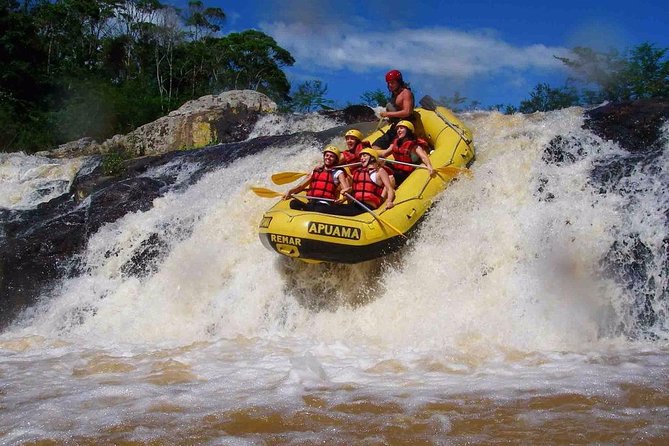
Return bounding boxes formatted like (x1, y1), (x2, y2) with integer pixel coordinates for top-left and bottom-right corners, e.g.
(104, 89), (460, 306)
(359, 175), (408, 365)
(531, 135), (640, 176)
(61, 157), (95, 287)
(373, 69), (415, 151)
(282, 146), (351, 213)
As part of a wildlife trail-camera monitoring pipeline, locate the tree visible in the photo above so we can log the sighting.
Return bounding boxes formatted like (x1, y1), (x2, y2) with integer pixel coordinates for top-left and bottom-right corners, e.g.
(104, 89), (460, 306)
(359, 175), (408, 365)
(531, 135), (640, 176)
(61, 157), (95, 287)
(518, 83), (580, 113)
(182, 0), (225, 41)
(205, 30), (294, 102)
(32, 0), (120, 77)
(489, 104), (518, 114)
(555, 43), (669, 103)
(360, 89), (388, 107)
(438, 91), (481, 112)
(0, 0), (296, 152)
(1, 0), (54, 151)
(624, 43), (669, 99)
(290, 80), (334, 112)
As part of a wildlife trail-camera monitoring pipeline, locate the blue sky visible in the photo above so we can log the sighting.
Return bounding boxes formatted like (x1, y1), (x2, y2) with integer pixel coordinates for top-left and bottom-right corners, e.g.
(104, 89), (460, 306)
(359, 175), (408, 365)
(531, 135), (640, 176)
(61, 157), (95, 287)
(175, 0), (668, 108)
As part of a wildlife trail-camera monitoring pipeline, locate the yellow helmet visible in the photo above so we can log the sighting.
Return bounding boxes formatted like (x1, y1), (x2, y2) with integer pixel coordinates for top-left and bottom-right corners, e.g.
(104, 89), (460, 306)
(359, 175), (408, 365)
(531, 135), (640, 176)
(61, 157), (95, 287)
(323, 145), (341, 158)
(396, 120), (414, 133)
(359, 148), (378, 161)
(345, 129), (363, 140)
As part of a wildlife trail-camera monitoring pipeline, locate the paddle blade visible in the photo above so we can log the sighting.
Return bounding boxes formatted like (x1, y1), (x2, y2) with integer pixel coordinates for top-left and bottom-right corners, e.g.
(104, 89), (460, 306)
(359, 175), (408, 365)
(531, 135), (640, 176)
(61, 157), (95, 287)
(379, 217), (407, 239)
(271, 171), (307, 185)
(436, 165), (473, 178)
(419, 95), (438, 111)
(250, 186), (283, 198)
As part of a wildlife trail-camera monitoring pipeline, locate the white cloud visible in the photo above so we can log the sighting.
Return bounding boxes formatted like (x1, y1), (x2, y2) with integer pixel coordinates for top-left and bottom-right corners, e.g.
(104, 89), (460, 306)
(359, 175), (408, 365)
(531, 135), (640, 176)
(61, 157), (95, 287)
(261, 22), (570, 80)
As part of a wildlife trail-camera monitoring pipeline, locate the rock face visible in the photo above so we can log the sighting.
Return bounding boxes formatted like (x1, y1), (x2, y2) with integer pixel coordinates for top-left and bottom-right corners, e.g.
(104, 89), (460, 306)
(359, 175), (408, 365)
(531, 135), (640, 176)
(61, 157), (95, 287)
(43, 90), (278, 158)
(41, 92), (378, 159)
(319, 104), (377, 124)
(125, 90), (277, 156)
(0, 133), (294, 329)
(541, 99), (669, 336)
(584, 99), (669, 152)
(0, 121), (356, 329)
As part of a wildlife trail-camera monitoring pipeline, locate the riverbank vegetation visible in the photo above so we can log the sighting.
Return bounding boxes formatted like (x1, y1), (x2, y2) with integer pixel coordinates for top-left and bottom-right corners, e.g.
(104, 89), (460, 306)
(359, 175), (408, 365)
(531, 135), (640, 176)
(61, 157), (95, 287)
(2, 0), (668, 153)
(1, 0), (294, 152)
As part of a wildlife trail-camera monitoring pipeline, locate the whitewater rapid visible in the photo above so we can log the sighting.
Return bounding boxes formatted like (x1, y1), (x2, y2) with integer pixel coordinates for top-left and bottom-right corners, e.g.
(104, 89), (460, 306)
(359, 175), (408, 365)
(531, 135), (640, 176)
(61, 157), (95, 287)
(1, 107), (668, 444)
(5, 106), (665, 349)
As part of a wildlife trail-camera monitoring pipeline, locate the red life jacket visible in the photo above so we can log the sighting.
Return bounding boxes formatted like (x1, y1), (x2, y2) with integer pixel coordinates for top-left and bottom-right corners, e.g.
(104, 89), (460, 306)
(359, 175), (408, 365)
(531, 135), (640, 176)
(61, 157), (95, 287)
(341, 141), (370, 173)
(352, 167), (384, 209)
(308, 167), (338, 200)
(390, 137), (428, 173)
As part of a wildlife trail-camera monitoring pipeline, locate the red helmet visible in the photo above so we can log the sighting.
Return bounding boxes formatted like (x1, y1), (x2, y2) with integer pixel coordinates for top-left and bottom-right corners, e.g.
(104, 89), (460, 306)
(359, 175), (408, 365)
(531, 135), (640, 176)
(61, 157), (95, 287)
(385, 69), (403, 83)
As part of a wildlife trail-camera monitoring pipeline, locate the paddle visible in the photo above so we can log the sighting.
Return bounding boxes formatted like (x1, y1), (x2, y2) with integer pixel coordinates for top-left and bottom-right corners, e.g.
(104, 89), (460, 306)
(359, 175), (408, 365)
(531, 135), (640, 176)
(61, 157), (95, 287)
(419, 95), (472, 144)
(380, 158), (472, 178)
(250, 186), (286, 198)
(270, 171), (308, 185)
(375, 114), (388, 133)
(250, 186), (337, 202)
(270, 162), (362, 185)
(343, 193), (407, 239)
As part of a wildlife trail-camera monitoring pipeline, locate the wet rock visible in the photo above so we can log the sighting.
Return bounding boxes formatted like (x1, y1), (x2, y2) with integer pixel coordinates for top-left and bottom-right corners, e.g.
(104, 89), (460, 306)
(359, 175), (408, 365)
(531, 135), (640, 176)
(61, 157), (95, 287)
(601, 234), (658, 334)
(125, 90), (276, 156)
(38, 90), (278, 158)
(586, 99), (669, 337)
(585, 99), (669, 153)
(120, 233), (170, 279)
(319, 104), (377, 124)
(0, 176), (166, 328)
(0, 133), (298, 329)
(585, 99), (668, 193)
(543, 134), (588, 165)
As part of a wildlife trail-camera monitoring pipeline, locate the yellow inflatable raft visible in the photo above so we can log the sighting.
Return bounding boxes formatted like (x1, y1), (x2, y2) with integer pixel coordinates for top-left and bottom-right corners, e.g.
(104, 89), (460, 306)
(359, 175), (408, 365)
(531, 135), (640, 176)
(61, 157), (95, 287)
(257, 96), (475, 264)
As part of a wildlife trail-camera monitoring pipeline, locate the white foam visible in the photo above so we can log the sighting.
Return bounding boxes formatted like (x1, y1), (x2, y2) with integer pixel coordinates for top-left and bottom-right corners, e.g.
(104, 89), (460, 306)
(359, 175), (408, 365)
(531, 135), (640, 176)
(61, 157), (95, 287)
(0, 152), (94, 209)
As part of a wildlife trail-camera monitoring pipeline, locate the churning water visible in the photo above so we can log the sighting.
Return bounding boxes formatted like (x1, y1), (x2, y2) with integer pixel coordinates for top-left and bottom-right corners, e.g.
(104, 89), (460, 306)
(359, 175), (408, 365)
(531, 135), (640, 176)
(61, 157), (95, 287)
(1, 107), (668, 444)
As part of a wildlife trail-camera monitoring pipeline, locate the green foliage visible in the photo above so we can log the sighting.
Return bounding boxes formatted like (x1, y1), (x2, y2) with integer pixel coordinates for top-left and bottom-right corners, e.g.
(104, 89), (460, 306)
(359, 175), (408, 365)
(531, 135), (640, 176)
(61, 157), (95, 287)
(101, 150), (129, 176)
(489, 104), (518, 115)
(205, 30), (295, 102)
(555, 43), (669, 103)
(625, 43), (669, 99)
(0, 100), (56, 152)
(50, 78), (117, 142)
(183, 0), (226, 40)
(437, 92), (481, 112)
(0, 0), (296, 153)
(289, 80), (334, 112)
(360, 89), (388, 107)
(518, 83), (580, 113)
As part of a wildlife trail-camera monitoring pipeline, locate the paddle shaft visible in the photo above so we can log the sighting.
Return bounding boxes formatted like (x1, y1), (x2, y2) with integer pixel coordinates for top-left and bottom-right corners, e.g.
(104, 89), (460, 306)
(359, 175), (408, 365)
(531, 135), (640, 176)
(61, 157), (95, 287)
(343, 193), (407, 239)
(381, 157), (430, 170)
(381, 158), (469, 176)
(251, 186), (342, 203)
(419, 96), (471, 143)
(271, 162), (363, 185)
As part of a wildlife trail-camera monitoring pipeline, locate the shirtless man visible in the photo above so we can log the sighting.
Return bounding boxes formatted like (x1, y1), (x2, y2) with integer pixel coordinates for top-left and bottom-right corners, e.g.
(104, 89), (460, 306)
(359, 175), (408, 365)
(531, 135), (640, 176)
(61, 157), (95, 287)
(373, 69), (415, 151)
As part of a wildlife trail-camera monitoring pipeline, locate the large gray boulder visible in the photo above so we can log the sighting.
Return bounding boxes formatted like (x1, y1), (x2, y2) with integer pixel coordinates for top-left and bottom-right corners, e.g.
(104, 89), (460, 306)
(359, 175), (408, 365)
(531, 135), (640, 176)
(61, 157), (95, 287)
(42, 90), (277, 158)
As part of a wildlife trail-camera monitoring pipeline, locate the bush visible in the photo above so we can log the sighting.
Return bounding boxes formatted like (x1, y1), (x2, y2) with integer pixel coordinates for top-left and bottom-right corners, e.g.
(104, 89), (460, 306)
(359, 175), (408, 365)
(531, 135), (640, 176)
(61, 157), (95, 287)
(101, 150), (128, 176)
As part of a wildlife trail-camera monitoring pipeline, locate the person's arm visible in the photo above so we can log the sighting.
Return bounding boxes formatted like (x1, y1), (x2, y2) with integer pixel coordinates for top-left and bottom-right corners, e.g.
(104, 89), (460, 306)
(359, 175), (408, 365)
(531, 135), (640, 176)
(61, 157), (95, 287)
(415, 146), (434, 175)
(283, 172), (313, 199)
(381, 90), (414, 119)
(335, 170), (352, 203)
(377, 145), (394, 158)
(337, 170), (351, 194)
(377, 168), (395, 209)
